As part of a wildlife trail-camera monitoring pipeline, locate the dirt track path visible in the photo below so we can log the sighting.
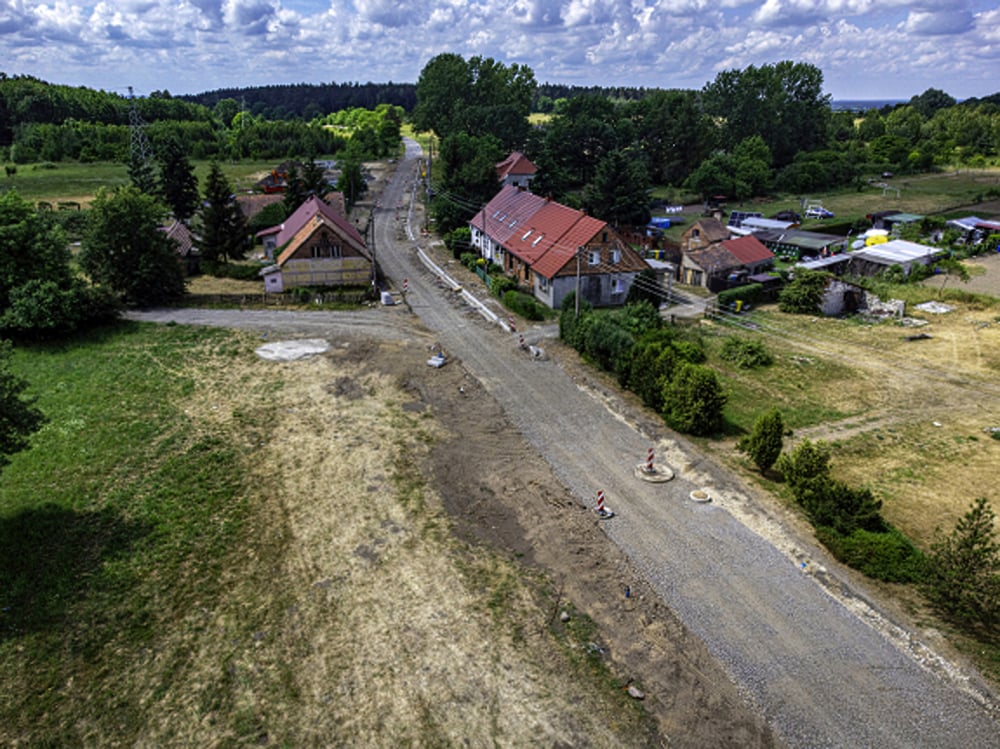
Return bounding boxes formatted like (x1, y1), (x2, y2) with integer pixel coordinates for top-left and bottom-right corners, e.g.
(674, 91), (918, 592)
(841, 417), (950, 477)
(130, 144), (1000, 747)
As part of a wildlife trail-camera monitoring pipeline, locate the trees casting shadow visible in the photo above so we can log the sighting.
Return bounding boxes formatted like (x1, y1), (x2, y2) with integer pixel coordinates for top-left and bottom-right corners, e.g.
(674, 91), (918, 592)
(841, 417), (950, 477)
(0, 503), (151, 642)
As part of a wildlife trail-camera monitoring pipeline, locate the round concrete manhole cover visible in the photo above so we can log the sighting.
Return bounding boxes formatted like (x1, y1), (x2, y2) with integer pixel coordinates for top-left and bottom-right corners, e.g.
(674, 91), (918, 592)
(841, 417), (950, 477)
(689, 489), (712, 503)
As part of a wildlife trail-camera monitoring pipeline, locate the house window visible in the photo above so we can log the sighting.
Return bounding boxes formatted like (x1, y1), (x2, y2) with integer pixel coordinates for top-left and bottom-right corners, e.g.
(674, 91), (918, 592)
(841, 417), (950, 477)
(312, 237), (342, 258)
(538, 275), (549, 291)
(611, 249), (621, 264)
(602, 231), (608, 243)
(611, 277), (623, 295)
(588, 250), (600, 266)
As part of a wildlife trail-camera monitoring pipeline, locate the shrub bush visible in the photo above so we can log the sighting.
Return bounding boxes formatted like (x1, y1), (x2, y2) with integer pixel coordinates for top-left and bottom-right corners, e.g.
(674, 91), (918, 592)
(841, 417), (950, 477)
(444, 227), (472, 259)
(583, 315), (634, 374)
(206, 262), (263, 281)
(719, 336), (773, 369)
(718, 283), (764, 309)
(558, 292), (591, 349)
(738, 408), (784, 472)
(491, 274), (518, 300)
(778, 268), (831, 314)
(503, 289), (545, 320)
(816, 526), (926, 583)
(661, 362), (727, 436)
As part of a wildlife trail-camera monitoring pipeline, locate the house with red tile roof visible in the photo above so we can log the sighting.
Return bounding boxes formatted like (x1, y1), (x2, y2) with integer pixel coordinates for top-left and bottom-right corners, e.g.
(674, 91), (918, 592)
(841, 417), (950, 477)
(469, 185), (548, 264)
(258, 194), (370, 293)
(470, 187), (649, 309)
(680, 234), (774, 290)
(720, 235), (775, 274)
(495, 151), (538, 190)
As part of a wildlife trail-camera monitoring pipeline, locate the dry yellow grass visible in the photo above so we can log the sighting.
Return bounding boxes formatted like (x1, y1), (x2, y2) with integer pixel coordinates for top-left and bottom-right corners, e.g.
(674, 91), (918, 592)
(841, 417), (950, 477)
(754, 303), (1000, 546)
(121, 335), (652, 746)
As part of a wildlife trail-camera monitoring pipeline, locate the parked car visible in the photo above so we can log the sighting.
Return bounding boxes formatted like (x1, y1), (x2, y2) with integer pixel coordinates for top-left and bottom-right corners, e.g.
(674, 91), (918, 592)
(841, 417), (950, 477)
(805, 206), (835, 219)
(772, 210), (802, 223)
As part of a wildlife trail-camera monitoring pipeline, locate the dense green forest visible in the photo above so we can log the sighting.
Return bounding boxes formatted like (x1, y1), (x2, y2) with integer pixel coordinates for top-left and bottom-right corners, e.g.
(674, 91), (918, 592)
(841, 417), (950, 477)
(180, 81), (418, 120)
(0, 75), (345, 162)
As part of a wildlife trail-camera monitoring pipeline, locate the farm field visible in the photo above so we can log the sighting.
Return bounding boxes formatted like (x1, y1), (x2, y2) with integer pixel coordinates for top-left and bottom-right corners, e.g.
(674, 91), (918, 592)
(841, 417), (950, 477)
(0, 159), (287, 206)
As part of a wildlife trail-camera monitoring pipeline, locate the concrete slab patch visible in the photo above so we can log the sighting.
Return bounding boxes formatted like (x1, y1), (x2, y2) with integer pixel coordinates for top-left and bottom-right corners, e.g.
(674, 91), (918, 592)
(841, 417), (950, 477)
(256, 338), (330, 361)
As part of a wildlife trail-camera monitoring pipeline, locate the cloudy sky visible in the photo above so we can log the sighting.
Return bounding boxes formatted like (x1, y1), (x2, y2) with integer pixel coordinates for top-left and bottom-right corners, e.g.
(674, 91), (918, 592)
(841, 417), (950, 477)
(2, 0), (998, 101)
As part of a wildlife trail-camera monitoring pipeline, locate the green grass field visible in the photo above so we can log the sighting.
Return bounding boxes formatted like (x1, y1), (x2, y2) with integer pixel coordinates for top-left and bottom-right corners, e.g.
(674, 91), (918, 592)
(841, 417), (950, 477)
(0, 160), (282, 205)
(0, 322), (280, 744)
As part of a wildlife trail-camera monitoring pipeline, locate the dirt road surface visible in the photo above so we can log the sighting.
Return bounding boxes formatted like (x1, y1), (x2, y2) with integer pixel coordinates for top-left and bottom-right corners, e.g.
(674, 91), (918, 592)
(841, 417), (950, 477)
(129, 141), (1000, 747)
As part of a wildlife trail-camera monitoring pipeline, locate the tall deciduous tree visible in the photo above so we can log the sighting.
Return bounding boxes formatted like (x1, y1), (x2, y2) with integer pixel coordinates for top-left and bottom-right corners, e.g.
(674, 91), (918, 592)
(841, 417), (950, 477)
(701, 61), (830, 168)
(412, 53), (472, 138)
(413, 54), (535, 149)
(624, 89), (711, 185)
(0, 190), (115, 335)
(198, 161), (247, 266)
(0, 339), (45, 471)
(540, 95), (625, 189)
(81, 186), (185, 305)
(431, 132), (504, 233)
(336, 150), (366, 211)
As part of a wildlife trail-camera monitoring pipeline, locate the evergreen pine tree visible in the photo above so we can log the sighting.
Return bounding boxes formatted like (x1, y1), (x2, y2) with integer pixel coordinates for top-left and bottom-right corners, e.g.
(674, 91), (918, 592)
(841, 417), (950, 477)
(158, 137), (200, 221)
(198, 161), (247, 267)
(923, 498), (1000, 632)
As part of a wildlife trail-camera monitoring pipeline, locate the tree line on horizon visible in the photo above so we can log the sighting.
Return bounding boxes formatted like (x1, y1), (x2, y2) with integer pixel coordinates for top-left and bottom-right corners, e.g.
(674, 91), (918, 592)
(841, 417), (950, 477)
(409, 53), (1000, 236)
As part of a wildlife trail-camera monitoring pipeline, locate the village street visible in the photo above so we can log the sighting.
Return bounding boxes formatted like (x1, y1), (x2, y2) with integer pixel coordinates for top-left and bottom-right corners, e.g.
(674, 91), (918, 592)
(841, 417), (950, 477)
(370, 139), (1000, 748)
(131, 140), (1000, 747)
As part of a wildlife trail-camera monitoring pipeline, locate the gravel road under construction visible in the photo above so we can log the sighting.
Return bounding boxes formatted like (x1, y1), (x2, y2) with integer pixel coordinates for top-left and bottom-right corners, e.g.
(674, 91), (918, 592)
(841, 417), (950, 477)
(128, 140), (1000, 748)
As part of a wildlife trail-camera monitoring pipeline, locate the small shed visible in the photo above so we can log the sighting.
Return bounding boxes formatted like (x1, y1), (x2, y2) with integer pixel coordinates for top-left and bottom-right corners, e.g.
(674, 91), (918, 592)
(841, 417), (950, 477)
(846, 239), (940, 277)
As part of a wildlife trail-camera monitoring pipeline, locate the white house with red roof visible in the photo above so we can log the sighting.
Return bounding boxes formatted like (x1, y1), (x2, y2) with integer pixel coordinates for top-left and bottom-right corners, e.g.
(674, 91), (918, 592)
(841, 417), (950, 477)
(258, 194), (370, 293)
(470, 187), (649, 309)
(495, 151), (538, 190)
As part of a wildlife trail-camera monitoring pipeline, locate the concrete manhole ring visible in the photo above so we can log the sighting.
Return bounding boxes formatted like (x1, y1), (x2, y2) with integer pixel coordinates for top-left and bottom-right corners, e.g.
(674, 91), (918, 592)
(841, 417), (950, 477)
(689, 488), (712, 503)
(634, 464), (675, 482)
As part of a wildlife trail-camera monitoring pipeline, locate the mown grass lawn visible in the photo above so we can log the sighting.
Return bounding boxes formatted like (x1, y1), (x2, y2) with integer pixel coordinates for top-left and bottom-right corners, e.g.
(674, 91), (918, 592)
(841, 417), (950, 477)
(0, 322), (276, 745)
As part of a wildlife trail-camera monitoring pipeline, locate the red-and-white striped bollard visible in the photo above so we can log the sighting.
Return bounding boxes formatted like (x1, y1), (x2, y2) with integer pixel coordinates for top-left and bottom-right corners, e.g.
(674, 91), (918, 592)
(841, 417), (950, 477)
(646, 447), (655, 473)
(518, 333), (526, 349)
(402, 277), (408, 293)
(508, 315), (516, 332)
(596, 490), (606, 513)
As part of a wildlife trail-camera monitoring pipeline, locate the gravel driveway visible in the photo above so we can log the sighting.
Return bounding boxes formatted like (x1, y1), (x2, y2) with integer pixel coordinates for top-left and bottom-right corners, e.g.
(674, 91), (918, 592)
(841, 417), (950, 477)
(130, 141), (1000, 748)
